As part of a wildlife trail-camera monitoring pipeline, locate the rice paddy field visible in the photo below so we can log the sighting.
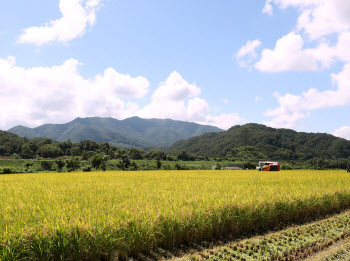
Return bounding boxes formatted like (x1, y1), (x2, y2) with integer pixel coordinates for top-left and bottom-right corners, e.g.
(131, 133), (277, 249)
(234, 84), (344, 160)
(1, 170), (350, 260)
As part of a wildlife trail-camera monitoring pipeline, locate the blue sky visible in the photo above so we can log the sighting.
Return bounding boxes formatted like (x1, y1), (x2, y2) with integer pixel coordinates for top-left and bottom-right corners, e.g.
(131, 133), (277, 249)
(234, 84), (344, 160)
(1, 0), (350, 139)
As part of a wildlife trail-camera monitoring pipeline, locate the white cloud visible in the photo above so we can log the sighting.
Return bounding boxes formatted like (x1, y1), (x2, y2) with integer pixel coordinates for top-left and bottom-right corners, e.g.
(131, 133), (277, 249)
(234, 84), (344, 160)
(260, 0), (350, 54)
(94, 68), (149, 99)
(138, 72), (203, 121)
(151, 71), (201, 102)
(18, 0), (103, 45)
(264, 63), (350, 128)
(0, 57), (245, 130)
(137, 71), (244, 130)
(187, 98), (210, 122)
(236, 40), (262, 69)
(294, 0), (350, 40)
(242, 1), (350, 128)
(333, 126), (350, 140)
(255, 32), (335, 72)
(256, 1), (350, 73)
(262, 0), (274, 15)
(0, 56), (149, 130)
(201, 114), (245, 130)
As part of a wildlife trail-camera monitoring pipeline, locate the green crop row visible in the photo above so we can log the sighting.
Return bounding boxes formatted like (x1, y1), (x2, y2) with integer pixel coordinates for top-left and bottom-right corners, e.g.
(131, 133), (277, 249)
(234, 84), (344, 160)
(1, 170), (350, 260)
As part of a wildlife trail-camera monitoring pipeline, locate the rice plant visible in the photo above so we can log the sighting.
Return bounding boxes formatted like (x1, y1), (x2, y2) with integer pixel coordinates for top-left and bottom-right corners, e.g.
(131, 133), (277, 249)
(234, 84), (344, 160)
(1, 170), (350, 260)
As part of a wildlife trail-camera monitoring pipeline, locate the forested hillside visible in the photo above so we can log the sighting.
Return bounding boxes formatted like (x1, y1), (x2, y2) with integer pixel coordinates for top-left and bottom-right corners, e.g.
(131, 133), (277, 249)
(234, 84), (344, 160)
(168, 123), (350, 160)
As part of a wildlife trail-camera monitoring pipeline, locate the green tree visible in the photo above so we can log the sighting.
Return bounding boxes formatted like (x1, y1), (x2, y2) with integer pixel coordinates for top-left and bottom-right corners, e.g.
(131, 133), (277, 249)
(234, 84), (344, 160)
(70, 146), (81, 156)
(177, 150), (195, 161)
(11, 153), (21, 159)
(66, 157), (81, 172)
(108, 148), (116, 159)
(128, 148), (145, 160)
(41, 160), (53, 171)
(82, 150), (96, 160)
(21, 144), (34, 159)
(90, 154), (108, 170)
(37, 144), (63, 158)
(117, 154), (131, 170)
(156, 158), (162, 169)
(24, 161), (34, 172)
(55, 158), (65, 172)
(0, 145), (11, 156)
(129, 161), (138, 170)
(232, 146), (266, 161)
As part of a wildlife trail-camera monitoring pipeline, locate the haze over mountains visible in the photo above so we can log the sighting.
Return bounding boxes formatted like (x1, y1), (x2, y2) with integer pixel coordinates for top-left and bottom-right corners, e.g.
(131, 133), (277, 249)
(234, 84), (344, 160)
(8, 117), (223, 149)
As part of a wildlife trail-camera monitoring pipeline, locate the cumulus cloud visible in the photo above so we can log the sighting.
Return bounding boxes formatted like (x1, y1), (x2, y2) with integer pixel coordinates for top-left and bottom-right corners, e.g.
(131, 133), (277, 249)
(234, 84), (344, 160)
(137, 71), (244, 129)
(0, 56), (149, 129)
(256, 0), (350, 73)
(18, 0), (103, 45)
(236, 40), (262, 69)
(94, 68), (149, 99)
(240, 1), (350, 128)
(255, 32), (335, 72)
(151, 71), (201, 102)
(294, 0), (350, 40)
(0, 61), (244, 130)
(200, 114), (245, 130)
(333, 126), (350, 140)
(138, 72), (201, 120)
(264, 63), (350, 128)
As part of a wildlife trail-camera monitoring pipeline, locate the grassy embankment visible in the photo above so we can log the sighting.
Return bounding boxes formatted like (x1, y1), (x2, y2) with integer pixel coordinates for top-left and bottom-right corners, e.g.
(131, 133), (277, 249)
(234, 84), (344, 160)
(1, 170), (350, 260)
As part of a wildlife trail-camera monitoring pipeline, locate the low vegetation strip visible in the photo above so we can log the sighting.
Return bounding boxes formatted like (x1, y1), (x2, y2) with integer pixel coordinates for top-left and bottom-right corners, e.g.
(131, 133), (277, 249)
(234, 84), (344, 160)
(178, 210), (350, 261)
(1, 170), (350, 260)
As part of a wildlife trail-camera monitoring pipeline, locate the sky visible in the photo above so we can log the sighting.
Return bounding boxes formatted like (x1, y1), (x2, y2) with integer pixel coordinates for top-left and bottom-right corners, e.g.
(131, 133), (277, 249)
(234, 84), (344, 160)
(1, 0), (350, 139)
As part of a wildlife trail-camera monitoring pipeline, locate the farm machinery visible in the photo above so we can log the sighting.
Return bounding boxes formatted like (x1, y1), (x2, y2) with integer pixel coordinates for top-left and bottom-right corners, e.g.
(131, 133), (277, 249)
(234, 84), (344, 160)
(257, 161), (280, 171)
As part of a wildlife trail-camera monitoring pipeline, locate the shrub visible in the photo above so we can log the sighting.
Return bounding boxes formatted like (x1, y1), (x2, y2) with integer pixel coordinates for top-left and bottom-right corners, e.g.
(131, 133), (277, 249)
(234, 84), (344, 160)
(215, 164), (222, 170)
(243, 161), (256, 170)
(11, 153), (21, 159)
(174, 163), (189, 170)
(162, 164), (171, 170)
(281, 164), (293, 170)
(82, 165), (92, 172)
(41, 161), (53, 171)
(2, 168), (12, 174)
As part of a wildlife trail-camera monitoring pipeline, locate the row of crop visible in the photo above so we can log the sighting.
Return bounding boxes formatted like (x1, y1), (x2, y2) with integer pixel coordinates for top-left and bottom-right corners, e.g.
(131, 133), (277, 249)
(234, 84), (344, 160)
(185, 210), (350, 261)
(1, 191), (350, 260)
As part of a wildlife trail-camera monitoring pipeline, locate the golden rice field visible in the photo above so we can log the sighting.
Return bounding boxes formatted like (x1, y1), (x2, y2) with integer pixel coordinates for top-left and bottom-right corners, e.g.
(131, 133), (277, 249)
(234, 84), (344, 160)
(1, 170), (350, 260)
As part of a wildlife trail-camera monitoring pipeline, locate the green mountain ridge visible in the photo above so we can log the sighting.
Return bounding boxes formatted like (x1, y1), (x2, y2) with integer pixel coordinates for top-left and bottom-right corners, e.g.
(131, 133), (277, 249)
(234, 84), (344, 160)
(168, 123), (350, 160)
(8, 117), (223, 149)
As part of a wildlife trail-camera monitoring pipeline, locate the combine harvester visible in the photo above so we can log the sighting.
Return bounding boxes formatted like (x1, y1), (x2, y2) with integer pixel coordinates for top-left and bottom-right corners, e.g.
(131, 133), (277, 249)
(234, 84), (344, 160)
(257, 161), (280, 171)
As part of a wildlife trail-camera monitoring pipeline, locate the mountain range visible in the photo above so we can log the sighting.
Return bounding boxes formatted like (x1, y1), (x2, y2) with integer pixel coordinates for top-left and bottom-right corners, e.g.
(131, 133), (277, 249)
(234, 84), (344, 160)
(8, 117), (223, 149)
